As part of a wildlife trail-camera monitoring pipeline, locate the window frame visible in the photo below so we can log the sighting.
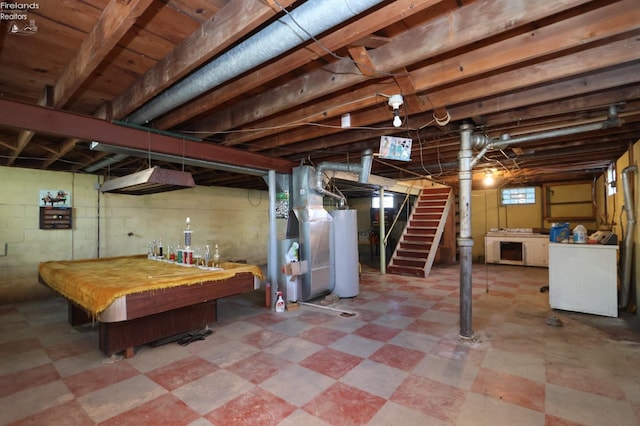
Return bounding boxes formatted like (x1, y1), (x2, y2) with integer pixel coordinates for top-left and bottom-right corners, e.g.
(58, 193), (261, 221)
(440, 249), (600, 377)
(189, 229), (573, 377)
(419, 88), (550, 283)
(500, 187), (536, 206)
(371, 194), (394, 209)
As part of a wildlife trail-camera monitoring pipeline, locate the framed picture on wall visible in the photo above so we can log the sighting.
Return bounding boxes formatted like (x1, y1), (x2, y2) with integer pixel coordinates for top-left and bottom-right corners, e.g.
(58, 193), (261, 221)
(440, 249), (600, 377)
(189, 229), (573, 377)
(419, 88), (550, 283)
(39, 189), (72, 208)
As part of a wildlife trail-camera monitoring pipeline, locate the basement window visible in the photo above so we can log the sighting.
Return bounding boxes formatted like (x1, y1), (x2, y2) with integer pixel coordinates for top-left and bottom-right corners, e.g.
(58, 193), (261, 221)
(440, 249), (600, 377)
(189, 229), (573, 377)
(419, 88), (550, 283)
(501, 187), (536, 205)
(372, 195), (394, 209)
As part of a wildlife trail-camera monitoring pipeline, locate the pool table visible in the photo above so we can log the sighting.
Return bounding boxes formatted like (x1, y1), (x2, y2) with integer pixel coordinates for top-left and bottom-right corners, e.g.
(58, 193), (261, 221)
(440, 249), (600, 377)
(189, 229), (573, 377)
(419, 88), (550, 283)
(38, 255), (263, 357)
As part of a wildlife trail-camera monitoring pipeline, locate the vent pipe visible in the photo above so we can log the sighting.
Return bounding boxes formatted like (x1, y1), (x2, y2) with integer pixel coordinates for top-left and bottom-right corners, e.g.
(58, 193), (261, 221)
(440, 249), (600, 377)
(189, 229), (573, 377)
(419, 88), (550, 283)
(315, 149), (373, 205)
(126, 0), (384, 125)
(475, 105), (622, 154)
(619, 165), (637, 309)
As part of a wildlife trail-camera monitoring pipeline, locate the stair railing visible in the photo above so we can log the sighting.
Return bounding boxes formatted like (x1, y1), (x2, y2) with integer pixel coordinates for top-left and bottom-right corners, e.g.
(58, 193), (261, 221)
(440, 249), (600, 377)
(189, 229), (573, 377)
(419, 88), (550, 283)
(384, 189), (413, 246)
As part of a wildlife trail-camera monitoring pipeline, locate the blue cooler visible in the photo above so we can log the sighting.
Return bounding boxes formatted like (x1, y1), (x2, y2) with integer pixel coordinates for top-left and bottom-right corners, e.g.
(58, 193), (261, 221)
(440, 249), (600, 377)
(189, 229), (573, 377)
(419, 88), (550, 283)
(550, 223), (570, 242)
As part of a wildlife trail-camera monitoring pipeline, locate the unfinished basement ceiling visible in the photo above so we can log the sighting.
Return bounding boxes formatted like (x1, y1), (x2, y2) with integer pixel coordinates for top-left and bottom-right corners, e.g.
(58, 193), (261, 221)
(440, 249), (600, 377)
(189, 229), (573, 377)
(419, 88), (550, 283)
(0, 0), (638, 194)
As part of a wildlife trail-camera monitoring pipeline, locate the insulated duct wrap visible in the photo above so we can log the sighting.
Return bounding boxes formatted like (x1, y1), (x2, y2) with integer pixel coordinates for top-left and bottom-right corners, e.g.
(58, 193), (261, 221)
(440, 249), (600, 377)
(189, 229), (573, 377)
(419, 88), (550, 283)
(126, 0), (385, 125)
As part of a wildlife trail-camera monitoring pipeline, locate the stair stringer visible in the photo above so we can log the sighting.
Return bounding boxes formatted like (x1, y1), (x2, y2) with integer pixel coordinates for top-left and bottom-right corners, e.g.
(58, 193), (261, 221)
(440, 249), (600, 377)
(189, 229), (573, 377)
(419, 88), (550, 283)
(421, 189), (453, 277)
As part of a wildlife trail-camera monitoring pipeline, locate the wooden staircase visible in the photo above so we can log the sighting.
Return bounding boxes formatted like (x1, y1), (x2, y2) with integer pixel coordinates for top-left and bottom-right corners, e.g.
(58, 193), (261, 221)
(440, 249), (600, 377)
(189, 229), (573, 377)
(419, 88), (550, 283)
(387, 187), (454, 277)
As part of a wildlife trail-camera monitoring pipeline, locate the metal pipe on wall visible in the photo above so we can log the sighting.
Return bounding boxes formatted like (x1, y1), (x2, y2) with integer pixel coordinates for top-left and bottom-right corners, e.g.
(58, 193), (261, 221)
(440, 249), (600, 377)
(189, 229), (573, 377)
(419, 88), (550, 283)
(619, 165), (637, 309)
(458, 124), (474, 339)
(467, 106), (623, 169)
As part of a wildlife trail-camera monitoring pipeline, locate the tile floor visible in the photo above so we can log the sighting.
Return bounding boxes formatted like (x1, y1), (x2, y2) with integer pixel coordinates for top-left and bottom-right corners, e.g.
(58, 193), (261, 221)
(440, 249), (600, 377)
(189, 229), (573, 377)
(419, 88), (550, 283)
(2, 264), (640, 425)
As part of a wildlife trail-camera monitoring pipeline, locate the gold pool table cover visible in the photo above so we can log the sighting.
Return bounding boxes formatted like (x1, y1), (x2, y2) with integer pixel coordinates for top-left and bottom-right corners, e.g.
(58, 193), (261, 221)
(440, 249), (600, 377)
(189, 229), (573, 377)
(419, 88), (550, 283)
(38, 255), (264, 317)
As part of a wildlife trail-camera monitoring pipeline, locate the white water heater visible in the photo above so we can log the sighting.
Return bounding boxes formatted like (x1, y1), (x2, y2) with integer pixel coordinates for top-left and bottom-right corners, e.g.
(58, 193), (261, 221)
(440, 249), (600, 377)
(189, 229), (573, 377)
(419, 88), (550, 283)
(332, 209), (359, 298)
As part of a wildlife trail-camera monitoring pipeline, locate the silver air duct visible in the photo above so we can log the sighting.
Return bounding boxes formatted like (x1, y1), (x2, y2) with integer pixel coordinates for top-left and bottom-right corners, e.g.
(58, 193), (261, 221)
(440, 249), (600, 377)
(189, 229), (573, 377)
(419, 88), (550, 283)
(619, 165), (637, 309)
(290, 150), (372, 301)
(316, 149), (373, 206)
(126, 0), (384, 125)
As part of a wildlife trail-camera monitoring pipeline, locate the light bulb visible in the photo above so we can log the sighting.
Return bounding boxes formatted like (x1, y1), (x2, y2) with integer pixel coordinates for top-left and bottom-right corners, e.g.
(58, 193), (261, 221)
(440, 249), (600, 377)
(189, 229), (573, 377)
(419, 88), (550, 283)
(483, 172), (495, 186)
(388, 94), (404, 127)
(392, 111), (402, 127)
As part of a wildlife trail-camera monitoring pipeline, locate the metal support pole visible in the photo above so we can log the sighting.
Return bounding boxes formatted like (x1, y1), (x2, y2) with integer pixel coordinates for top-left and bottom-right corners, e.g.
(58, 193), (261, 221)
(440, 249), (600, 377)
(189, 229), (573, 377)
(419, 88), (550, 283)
(268, 170), (278, 306)
(458, 124), (474, 339)
(379, 186), (386, 274)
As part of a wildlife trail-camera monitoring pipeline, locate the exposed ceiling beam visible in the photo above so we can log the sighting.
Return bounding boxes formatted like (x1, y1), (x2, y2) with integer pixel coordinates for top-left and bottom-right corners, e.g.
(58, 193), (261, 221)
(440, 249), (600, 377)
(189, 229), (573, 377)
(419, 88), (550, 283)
(187, 0), (595, 135)
(226, 0), (640, 151)
(41, 0), (296, 170)
(54, 0), (155, 110)
(0, 99), (295, 174)
(105, 0), (298, 120)
(261, 76), (640, 161)
(347, 46), (377, 76)
(450, 61), (640, 122)
(154, 0), (445, 130)
(10, 86), (52, 166)
(9, 0), (154, 166)
(427, 35), (640, 110)
(248, 54), (640, 157)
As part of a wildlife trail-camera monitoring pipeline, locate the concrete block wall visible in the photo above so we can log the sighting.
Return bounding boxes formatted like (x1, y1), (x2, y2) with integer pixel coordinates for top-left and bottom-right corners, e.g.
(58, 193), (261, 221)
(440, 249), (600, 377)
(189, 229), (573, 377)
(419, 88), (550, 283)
(99, 185), (270, 263)
(0, 168), (100, 302)
(0, 166), (269, 304)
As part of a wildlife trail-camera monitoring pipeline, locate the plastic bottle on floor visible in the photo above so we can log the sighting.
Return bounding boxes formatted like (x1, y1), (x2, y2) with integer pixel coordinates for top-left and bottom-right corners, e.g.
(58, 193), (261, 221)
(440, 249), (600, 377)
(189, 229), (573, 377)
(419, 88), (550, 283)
(275, 291), (285, 313)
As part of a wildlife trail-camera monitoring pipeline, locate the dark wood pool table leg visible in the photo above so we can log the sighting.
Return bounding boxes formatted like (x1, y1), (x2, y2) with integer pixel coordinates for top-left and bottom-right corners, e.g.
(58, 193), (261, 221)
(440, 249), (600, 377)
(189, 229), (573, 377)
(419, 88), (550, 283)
(99, 300), (217, 356)
(68, 302), (92, 326)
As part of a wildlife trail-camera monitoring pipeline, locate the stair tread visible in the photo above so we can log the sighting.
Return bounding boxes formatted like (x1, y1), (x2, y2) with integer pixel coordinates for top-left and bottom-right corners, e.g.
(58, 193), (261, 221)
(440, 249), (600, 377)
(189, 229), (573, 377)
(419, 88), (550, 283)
(393, 256), (427, 260)
(389, 187), (451, 279)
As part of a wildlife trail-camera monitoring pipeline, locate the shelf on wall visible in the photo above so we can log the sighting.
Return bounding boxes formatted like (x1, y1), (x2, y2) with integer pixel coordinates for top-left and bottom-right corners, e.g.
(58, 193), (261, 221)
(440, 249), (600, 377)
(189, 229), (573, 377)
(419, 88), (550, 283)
(40, 207), (72, 230)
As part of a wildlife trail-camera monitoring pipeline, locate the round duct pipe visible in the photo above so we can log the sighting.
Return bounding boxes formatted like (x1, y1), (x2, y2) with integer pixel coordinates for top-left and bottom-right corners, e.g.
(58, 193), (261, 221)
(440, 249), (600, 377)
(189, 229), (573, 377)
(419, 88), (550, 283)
(126, 0), (385, 125)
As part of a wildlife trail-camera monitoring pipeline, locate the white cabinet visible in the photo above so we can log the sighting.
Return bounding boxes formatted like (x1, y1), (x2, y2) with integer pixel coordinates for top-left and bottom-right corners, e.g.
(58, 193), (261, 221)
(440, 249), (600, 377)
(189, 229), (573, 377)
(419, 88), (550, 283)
(549, 243), (618, 317)
(484, 234), (549, 267)
(525, 238), (549, 267)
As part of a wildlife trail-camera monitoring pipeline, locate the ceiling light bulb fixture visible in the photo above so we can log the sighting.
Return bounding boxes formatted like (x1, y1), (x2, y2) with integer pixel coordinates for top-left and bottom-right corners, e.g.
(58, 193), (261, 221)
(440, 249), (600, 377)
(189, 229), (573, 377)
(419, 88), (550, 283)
(388, 94), (404, 128)
(483, 170), (495, 187)
(392, 112), (402, 128)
